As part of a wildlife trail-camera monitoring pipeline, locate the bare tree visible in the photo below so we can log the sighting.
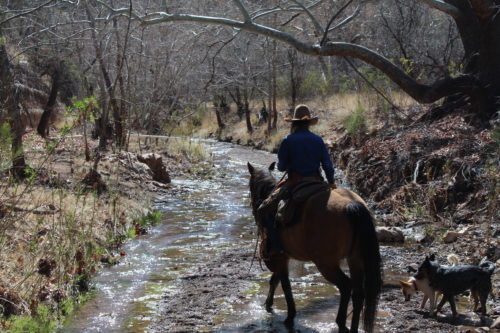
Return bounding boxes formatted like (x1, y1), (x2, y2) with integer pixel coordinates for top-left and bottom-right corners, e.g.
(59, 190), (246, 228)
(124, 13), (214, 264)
(0, 33), (27, 179)
(98, 0), (499, 122)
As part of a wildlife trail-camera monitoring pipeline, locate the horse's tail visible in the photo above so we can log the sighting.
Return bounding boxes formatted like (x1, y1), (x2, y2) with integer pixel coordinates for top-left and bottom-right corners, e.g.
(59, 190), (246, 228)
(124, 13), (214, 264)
(346, 201), (382, 333)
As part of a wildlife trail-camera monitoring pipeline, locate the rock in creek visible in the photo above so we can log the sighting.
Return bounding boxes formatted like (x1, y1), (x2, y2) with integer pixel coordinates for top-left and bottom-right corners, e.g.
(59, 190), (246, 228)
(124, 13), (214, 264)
(376, 226), (404, 243)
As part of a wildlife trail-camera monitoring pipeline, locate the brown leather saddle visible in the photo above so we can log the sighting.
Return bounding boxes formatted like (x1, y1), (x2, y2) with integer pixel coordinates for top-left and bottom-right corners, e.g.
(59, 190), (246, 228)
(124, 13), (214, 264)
(275, 180), (330, 226)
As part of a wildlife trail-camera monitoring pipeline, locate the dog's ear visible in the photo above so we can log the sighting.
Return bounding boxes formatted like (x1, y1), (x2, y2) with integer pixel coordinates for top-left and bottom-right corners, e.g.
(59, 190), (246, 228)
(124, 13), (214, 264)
(407, 264), (418, 273)
(429, 253), (436, 261)
(268, 162), (276, 172)
(247, 162), (255, 175)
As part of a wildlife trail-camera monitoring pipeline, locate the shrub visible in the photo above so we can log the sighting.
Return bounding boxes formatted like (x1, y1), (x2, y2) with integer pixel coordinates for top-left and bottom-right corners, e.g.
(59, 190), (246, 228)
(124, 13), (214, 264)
(342, 102), (367, 137)
(0, 122), (12, 172)
(492, 124), (500, 150)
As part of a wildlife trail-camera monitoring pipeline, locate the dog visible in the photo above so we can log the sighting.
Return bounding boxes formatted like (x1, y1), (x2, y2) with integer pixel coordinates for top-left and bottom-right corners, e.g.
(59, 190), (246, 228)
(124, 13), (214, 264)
(399, 276), (440, 314)
(415, 254), (495, 317)
(399, 253), (457, 314)
(400, 254), (459, 314)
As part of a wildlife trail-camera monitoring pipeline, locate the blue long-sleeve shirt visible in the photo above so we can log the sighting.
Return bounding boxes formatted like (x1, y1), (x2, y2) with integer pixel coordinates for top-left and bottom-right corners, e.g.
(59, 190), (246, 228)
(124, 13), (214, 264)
(277, 129), (335, 184)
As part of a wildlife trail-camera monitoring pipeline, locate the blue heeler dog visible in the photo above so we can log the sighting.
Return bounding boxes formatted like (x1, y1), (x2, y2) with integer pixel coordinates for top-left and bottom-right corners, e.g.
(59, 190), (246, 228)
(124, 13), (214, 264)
(415, 254), (495, 317)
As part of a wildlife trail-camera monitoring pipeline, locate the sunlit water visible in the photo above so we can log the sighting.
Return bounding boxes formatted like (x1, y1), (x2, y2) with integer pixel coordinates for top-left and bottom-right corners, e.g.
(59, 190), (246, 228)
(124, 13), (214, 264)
(61, 139), (478, 333)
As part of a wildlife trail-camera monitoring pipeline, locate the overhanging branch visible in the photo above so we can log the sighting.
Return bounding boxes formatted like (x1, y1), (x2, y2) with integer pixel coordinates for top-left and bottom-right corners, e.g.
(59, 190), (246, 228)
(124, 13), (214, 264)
(417, 0), (462, 19)
(99, 4), (481, 106)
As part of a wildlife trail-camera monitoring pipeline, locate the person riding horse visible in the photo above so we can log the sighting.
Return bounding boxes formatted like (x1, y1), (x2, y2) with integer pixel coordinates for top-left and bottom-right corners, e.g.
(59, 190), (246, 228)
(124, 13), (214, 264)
(259, 104), (336, 258)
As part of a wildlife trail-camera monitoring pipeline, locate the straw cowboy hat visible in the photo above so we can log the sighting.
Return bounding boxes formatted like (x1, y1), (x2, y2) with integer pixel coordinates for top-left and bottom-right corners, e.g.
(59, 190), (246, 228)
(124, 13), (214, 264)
(284, 104), (319, 125)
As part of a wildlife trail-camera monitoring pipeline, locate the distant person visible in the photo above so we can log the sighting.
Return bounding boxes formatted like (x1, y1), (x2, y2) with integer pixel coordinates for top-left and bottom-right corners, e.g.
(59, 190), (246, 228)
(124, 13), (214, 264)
(258, 107), (268, 125)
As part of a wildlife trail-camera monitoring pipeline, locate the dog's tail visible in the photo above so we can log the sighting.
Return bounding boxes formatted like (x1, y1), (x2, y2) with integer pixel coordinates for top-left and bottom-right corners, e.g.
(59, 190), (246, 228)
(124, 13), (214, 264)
(447, 253), (459, 266)
(346, 201), (382, 333)
(479, 257), (495, 275)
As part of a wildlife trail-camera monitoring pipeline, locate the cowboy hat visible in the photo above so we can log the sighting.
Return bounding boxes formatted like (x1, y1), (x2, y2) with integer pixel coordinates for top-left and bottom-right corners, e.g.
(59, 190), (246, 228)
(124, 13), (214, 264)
(284, 104), (318, 125)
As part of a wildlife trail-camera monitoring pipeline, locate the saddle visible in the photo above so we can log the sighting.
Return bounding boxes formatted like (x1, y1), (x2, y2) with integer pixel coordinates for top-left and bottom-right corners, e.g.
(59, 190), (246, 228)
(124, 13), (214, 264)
(276, 180), (330, 226)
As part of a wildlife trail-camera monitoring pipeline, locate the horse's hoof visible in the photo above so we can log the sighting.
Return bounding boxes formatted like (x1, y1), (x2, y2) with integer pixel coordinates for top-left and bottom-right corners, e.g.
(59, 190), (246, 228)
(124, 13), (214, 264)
(284, 317), (294, 328)
(265, 304), (273, 313)
(338, 327), (350, 333)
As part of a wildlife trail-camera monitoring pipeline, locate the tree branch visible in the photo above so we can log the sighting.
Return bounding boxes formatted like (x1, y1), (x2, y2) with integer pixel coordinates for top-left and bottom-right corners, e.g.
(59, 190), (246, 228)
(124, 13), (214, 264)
(251, 0), (325, 21)
(232, 0), (252, 22)
(290, 0), (324, 35)
(0, 0), (56, 25)
(319, 42), (482, 103)
(321, 0), (354, 45)
(102, 5), (481, 105)
(417, 0), (462, 19)
(328, 6), (361, 32)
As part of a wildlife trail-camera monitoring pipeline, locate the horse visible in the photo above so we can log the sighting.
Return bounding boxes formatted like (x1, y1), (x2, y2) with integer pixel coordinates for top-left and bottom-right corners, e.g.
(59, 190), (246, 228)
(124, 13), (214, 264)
(247, 162), (382, 333)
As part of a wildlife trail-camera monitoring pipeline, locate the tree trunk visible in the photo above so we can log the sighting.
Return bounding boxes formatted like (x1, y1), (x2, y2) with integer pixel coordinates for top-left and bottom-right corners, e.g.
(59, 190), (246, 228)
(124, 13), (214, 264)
(0, 36), (27, 179)
(445, 1), (499, 119)
(272, 61), (278, 130)
(37, 69), (60, 138)
(289, 50), (297, 114)
(86, 3), (124, 149)
(243, 89), (253, 134)
(112, 18), (127, 148)
(215, 107), (225, 130)
(213, 95), (225, 130)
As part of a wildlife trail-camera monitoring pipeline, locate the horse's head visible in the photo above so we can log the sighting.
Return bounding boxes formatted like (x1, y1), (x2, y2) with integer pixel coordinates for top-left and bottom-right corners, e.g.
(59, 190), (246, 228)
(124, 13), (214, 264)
(247, 162), (277, 216)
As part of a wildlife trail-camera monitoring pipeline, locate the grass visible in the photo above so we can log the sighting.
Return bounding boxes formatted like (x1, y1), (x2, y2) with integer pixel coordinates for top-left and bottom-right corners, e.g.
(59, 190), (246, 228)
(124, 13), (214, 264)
(166, 137), (209, 161)
(192, 91), (418, 152)
(0, 128), (170, 331)
(342, 101), (368, 137)
(5, 305), (56, 333)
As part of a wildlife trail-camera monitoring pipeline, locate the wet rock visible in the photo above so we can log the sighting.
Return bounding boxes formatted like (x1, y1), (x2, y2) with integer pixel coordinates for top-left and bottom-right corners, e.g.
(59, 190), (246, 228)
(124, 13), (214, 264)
(376, 227), (404, 243)
(151, 180), (170, 189)
(443, 231), (460, 243)
(137, 153), (171, 184)
(443, 227), (468, 243)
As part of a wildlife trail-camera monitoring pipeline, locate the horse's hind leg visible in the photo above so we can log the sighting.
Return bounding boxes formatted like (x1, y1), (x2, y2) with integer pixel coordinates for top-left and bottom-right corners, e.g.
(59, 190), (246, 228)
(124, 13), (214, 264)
(264, 272), (280, 313)
(318, 266), (352, 333)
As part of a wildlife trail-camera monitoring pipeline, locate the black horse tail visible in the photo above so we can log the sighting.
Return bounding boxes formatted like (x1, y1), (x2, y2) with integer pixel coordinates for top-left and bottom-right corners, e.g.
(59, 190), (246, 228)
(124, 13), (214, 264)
(346, 201), (382, 333)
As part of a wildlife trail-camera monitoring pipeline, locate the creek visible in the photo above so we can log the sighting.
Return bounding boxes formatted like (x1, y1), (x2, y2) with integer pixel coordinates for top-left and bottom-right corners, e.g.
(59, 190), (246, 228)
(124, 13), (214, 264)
(61, 139), (475, 333)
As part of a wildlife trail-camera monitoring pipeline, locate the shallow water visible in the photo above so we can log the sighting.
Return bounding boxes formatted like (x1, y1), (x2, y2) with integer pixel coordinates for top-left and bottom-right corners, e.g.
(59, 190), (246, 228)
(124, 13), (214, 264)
(61, 139), (457, 333)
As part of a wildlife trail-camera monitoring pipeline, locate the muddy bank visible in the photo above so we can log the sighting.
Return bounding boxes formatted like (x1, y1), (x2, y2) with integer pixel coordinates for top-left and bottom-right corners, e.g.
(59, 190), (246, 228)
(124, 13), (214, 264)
(152, 248), (261, 332)
(152, 243), (499, 332)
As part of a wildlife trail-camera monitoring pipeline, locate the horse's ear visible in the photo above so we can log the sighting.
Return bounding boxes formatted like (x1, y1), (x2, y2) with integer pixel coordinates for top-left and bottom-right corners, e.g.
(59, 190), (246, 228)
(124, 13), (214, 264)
(269, 162), (276, 172)
(247, 162), (255, 175)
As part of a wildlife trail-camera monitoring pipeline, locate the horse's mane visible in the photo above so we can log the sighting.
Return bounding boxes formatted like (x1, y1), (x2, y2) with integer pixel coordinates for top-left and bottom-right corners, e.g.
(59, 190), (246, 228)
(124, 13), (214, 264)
(249, 167), (277, 216)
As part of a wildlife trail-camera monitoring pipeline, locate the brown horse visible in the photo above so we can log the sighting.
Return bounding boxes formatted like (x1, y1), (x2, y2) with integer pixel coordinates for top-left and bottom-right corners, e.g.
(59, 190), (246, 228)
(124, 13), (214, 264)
(247, 162), (382, 333)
